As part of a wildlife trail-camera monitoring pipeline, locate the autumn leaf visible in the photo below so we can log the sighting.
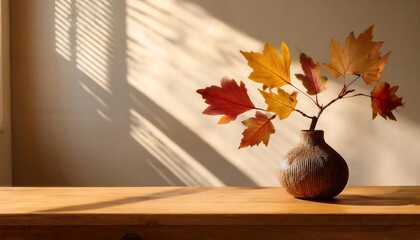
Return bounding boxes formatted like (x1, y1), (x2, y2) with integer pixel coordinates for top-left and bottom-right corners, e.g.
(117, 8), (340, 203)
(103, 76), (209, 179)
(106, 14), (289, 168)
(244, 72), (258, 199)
(371, 82), (404, 120)
(239, 111), (275, 148)
(362, 42), (391, 84)
(295, 53), (327, 95)
(324, 25), (377, 78)
(259, 89), (298, 119)
(240, 43), (291, 90)
(196, 77), (255, 124)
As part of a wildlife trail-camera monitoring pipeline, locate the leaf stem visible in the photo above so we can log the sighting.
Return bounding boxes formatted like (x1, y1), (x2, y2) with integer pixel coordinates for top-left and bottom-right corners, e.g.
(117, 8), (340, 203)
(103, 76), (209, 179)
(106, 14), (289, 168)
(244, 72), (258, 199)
(295, 109), (314, 119)
(308, 79), (358, 131)
(342, 75), (347, 86)
(289, 83), (319, 107)
(264, 67), (319, 108)
(343, 93), (371, 99)
(309, 115), (318, 131)
(254, 107), (266, 111)
(344, 75), (361, 91)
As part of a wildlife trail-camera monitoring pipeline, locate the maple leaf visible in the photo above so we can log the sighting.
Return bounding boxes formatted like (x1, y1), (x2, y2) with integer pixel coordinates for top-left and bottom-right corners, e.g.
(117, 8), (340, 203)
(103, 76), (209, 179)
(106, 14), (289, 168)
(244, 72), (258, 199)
(196, 77), (255, 124)
(362, 42), (391, 84)
(240, 43), (291, 90)
(370, 82), (404, 120)
(295, 53), (327, 95)
(259, 89), (298, 119)
(324, 25), (377, 78)
(239, 111), (276, 148)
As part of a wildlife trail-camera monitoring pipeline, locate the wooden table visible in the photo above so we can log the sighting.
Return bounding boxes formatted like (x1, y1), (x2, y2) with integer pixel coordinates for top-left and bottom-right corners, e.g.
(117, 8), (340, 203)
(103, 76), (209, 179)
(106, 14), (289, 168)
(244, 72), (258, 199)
(0, 186), (419, 239)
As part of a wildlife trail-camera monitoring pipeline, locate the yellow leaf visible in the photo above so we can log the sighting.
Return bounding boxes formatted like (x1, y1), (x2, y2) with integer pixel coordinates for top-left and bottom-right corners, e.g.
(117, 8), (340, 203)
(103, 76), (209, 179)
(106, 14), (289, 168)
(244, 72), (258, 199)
(240, 43), (291, 90)
(362, 42), (391, 84)
(324, 26), (377, 78)
(259, 89), (298, 119)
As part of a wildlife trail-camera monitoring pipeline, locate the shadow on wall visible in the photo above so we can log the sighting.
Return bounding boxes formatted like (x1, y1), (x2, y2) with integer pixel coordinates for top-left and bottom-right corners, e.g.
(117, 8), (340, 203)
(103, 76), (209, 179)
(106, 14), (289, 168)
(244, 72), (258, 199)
(13, 0), (419, 186)
(53, 0), (255, 186)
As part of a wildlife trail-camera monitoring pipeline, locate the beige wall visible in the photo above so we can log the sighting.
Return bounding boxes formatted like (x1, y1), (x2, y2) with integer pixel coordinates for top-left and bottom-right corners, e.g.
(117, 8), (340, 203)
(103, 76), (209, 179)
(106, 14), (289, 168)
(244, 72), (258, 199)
(11, 0), (420, 186)
(0, 0), (12, 186)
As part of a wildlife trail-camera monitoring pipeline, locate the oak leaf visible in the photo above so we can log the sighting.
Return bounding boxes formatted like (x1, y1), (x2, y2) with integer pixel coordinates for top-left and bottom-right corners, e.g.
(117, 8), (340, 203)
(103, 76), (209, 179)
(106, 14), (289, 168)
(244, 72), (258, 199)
(362, 42), (391, 84)
(324, 26), (377, 78)
(259, 89), (298, 119)
(239, 111), (275, 148)
(371, 82), (404, 120)
(196, 77), (255, 124)
(295, 53), (327, 95)
(240, 43), (291, 90)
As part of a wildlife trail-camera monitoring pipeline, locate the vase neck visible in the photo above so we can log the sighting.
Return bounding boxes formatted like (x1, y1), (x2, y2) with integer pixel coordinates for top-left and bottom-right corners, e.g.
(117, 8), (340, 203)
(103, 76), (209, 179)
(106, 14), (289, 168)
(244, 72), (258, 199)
(300, 130), (325, 145)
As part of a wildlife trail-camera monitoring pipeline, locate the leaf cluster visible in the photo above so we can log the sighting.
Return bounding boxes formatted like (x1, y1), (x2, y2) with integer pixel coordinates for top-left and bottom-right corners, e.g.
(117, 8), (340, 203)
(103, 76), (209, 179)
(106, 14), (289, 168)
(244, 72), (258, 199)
(197, 26), (404, 148)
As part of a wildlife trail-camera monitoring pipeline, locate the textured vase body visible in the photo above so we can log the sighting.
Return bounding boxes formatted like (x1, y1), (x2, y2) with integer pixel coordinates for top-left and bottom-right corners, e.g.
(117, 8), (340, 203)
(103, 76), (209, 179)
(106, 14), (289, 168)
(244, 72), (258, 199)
(279, 130), (349, 199)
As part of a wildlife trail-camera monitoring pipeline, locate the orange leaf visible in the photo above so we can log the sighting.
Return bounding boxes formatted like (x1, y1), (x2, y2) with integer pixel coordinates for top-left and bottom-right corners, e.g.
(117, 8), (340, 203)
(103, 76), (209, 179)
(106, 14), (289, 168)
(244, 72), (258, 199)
(362, 42), (391, 84)
(259, 89), (298, 120)
(324, 26), (377, 78)
(196, 77), (255, 124)
(239, 111), (275, 148)
(295, 53), (327, 95)
(371, 82), (404, 120)
(240, 43), (291, 90)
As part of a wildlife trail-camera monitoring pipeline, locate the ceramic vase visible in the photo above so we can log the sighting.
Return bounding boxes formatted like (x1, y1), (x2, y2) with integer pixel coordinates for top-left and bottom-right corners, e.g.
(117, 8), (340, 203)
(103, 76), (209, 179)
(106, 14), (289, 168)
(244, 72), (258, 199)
(278, 130), (349, 199)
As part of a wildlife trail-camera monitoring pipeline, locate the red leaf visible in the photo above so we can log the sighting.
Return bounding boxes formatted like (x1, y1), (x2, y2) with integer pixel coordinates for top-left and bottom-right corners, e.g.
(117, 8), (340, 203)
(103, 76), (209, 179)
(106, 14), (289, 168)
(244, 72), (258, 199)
(197, 77), (255, 124)
(371, 82), (404, 120)
(239, 112), (275, 148)
(295, 53), (327, 95)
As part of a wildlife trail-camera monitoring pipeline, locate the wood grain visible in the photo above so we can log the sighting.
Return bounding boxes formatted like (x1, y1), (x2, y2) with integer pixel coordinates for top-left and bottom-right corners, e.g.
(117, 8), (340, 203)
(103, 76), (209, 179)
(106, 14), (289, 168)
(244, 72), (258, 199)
(0, 187), (420, 239)
(0, 186), (419, 226)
